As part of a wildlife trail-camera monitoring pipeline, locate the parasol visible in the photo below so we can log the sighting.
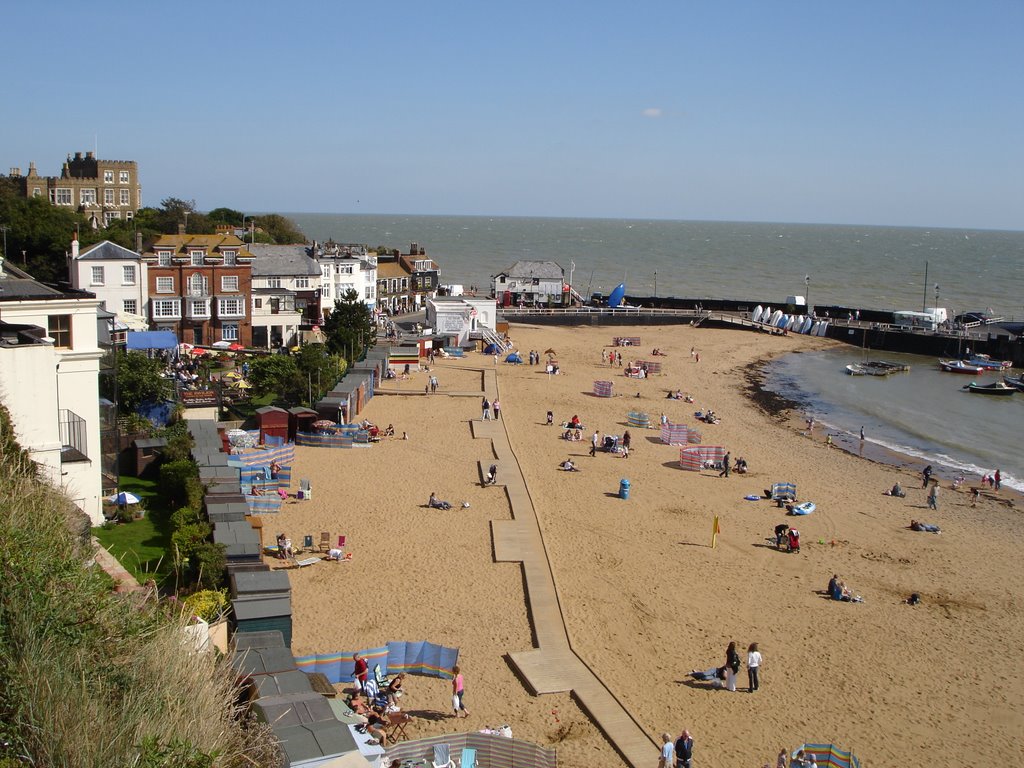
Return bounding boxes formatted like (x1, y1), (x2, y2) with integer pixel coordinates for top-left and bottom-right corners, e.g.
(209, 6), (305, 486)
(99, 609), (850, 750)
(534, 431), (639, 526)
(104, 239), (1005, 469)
(223, 371), (243, 380)
(312, 419), (335, 429)
(228, 343), (245, 351)
(108, 491), (142, 505)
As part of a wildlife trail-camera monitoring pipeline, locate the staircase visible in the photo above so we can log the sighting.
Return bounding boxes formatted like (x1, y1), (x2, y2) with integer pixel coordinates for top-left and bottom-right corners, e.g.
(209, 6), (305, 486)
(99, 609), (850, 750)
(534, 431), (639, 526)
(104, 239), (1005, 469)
(479, 325), (508, 351)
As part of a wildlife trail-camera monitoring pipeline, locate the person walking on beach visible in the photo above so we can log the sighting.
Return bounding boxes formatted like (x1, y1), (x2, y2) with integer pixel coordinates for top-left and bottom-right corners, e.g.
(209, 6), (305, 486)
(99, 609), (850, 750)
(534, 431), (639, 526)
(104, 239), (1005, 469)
(746, 642), (762, 692)
(482, 397), (491, 420)
(994, 469), (1001, 491)
(719, 451), (731, 477)
(492, 399), (501, 420)
(725, 641), (740, 692)
(922, 464), (933, 488)
(927, 480), (939, 511)
(622, 430), (631, 458)
(860, 426), (865, 441)
(674, 729), (694, 768)
(590, 430), (599, 457)
(658, 733), (674, 768)
(451, 665), (468, 717)
(353, 653), (368, 692)
(777, 748), (788, 768)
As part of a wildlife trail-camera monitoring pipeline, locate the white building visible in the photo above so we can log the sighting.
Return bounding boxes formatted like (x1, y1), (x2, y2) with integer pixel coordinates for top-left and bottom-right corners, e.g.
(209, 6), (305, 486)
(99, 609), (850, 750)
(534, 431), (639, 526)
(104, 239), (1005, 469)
(0, 257), (106, 524)
(316, 242), (377, 315)
(69, 239), (149, 330)
(492, 260), (567, 307)
(425, 296), (500, 347)
(246, 244), (322, 348)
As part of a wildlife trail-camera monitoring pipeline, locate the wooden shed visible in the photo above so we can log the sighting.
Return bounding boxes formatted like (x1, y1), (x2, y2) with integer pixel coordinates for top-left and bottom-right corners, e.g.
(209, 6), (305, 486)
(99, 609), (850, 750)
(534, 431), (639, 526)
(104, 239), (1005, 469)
(131, 437), (167, 476)
(230, 570), (291, 602)
(287, 407), (319, 441)
(231, 597), (293, 647)
(255, 406), (289, 444)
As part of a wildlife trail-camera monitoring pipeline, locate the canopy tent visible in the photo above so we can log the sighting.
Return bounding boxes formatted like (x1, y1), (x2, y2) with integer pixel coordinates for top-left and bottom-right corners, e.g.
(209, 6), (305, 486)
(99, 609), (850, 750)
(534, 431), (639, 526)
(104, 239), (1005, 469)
(791, 744), (860, 768)
(126, 330), (178, 350)
(505, 352), (523, 364)
(660, 423), (701, 445)
(679, 445), (727, 471)
(484, 343), (501, 354)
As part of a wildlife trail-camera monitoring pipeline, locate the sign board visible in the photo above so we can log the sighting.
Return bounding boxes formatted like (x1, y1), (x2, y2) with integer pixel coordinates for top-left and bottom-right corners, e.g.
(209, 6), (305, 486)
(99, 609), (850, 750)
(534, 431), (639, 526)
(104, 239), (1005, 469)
(181, 390), (218, 407)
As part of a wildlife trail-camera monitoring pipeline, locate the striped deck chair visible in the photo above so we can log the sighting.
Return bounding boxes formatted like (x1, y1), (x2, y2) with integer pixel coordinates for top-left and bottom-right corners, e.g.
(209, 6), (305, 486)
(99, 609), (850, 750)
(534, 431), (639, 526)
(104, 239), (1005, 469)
(431, 744), (454, 768)
(458, 747), (477, 768)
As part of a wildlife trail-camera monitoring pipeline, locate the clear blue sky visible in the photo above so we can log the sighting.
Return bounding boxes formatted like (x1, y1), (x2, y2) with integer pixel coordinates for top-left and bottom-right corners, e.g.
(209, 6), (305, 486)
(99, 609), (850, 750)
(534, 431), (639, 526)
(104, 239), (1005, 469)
(3, 1), (1021, 229)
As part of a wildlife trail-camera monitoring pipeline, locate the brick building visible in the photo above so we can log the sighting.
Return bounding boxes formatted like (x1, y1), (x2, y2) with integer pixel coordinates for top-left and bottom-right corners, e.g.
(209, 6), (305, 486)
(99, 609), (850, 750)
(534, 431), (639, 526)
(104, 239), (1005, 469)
(8, 151), (142, 226)
(142, 232), (253, 347)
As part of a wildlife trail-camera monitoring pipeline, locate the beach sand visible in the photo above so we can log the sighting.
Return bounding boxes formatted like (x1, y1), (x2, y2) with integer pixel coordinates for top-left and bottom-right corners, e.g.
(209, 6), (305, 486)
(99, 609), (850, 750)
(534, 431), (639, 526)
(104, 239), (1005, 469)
(272, 323), (1023, 768)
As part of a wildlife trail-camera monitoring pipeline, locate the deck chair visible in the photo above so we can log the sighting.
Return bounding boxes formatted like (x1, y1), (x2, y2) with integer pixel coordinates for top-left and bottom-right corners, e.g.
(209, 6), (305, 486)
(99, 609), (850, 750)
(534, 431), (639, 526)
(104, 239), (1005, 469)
(318, 531), (331, 552)
(363, 678), (388, 709)
(432, 743), (455, 768)
(294, 556), (321, 567)
(302, 534), (314, 552)
(337, 534), (347, 550)
(299, 478), (312, 500)
(458, 747), (477, 768)
(373, 663), (390, 689)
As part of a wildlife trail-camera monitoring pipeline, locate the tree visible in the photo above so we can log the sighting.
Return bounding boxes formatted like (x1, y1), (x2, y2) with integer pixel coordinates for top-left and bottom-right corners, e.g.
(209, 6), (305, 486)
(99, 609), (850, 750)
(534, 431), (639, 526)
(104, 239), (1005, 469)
(206, 207), (244, 226)
(110, 351), (174, 415)
(321, 290), (376, 365)
(247, 355), (304, 403)
(254, 213), (305, 245)
(293, 344), (342, 404)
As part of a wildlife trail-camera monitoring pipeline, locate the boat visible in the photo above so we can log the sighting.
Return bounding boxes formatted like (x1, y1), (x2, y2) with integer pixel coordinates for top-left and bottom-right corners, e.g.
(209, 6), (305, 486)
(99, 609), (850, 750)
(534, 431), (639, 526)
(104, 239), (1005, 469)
(966, 354), (1013, 370)
(1004, 374), (1024, 392)
(752, 305), (764, 323)
(787, 501), (816, 515)
(964, 381), (1015, 396)
(862, 360), (911, 375)
(846, 364), (868, 376)
(939, 360), (984, 374)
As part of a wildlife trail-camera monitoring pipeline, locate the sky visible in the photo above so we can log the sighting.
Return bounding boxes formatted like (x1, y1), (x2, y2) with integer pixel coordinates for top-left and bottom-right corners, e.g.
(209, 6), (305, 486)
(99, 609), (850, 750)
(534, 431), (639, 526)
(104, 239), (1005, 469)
(2, 1), (1022, 230)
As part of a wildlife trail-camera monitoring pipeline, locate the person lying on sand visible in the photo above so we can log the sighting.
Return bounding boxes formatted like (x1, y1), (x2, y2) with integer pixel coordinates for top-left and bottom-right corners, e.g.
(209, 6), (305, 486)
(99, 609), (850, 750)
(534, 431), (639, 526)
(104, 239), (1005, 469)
(428, 492), (452, 510)
(910, 519), (941, 533)
(689, 666), (727, 686)
(560, 459), (580, 472)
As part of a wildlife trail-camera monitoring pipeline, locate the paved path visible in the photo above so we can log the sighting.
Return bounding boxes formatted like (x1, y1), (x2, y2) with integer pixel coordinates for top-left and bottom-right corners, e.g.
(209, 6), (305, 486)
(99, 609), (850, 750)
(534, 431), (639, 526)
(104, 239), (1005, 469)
(91, 537), (143, 593)
(473, 368), (658, 768)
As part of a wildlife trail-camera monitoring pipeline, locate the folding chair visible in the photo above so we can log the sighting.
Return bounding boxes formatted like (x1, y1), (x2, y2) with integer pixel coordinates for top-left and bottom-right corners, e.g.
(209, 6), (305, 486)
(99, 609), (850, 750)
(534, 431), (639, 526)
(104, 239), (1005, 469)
(373, 663), (390, 689)
(302, 534), (314, 552)
(458, 747), (477, 768)
(318, 532), (331, 552)
(432, 744), (455, 768)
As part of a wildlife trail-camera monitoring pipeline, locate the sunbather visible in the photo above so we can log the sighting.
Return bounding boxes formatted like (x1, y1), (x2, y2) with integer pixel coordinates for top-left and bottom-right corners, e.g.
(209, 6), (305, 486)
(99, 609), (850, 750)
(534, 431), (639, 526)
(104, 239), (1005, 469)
(428, 492), (452, 510)
(689, 666), (727, 685)
(560, 459), (580, 472)
(910, 519), (941, 533)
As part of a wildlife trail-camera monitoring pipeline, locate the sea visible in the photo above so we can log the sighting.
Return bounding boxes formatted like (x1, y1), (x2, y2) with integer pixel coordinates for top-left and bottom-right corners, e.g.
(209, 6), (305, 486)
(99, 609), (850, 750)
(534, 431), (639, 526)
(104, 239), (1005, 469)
(289, 213), (1024, 491)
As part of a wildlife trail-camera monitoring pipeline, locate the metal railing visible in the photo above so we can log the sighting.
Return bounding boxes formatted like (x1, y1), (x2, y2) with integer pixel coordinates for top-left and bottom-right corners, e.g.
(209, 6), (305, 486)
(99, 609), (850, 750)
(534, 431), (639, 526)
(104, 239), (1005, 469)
(59, 408), (88, 461)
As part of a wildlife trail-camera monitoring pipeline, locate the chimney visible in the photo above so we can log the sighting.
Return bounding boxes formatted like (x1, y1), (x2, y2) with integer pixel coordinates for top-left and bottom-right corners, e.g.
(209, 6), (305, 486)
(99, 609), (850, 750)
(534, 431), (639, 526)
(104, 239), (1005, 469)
(177, 223), (186, 235)
(86, 151), (94, 159)
(135, 231), (143, 254)
(71, 236), (80, 261)
(74, 152), (83, 160)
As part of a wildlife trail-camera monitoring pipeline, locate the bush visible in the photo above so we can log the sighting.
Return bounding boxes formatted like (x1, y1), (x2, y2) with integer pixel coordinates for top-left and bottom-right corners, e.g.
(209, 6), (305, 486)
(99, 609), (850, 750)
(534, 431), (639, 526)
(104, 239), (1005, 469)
(192, 543), (227, 591)
(183, 589), (229, 623)
(159, 460), (203, 511)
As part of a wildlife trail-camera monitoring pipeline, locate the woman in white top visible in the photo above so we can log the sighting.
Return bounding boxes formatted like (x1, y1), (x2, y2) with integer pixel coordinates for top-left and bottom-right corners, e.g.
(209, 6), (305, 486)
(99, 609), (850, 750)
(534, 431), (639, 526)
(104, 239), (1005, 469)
(747, 642), (763, 692)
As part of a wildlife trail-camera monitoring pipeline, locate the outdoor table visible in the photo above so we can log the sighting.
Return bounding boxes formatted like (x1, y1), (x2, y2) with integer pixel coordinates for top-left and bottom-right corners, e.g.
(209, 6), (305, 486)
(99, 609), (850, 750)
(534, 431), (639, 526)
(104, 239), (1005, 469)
(387, 712), (412, 741)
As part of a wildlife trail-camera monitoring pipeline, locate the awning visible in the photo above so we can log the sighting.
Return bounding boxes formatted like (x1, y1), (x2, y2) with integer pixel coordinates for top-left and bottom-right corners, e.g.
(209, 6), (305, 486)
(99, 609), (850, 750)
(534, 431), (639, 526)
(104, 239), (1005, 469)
(126, 330), (178, 350)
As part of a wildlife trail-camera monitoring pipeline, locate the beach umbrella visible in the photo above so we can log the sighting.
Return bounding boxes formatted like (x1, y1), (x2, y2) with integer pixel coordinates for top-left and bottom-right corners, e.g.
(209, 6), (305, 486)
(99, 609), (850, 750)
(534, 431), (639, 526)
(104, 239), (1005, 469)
(228, 343), (245, 351)
(312, 419), (335, 429)
(178, 342), (194, 352)
(229, 380), (252, 389)
(108, 491), (142, 505)
(211, 340), (232, 349)
(223, 371), (243, 380)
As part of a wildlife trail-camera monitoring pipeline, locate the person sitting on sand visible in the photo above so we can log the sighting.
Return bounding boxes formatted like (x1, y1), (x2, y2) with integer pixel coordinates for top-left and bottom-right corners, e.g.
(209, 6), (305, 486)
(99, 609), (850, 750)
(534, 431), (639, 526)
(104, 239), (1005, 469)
(828, 575), (862, 602)
(383, 424), (395, 437)
(885, 481), (906, 497)
(428, 492), (452, 510)
(734, 457), (748, 474)
(560, 458), (580, 472)
(365, 706), (390, 746)
(910, 519), (941, 533)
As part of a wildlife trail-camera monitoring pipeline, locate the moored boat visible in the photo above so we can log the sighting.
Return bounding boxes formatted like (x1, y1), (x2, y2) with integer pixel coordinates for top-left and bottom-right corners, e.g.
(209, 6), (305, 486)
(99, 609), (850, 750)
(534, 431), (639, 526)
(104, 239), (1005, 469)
(846, 363), (868, 376)
(964, 381), (1015, 396)
(939, 360), (984, 374)
(1004, 374), (1024, 392)
(966, 354), (1013, 370)
(864, 360), (911, 374)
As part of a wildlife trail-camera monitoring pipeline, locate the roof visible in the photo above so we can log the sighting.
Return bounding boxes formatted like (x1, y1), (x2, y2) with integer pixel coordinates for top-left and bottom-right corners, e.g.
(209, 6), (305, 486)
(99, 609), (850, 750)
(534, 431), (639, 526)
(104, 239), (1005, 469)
(77, 240), (141, 261)
(500, 260), (564, 279)
(151, 234), (245, 250)
(247, 244), (321, 277)
(376, 260), (409, 279)
(0, 261), (97, 302)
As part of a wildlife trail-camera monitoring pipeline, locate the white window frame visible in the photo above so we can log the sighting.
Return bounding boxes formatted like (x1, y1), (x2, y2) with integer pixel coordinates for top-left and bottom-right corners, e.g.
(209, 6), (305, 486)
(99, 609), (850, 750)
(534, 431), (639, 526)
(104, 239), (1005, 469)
(267, 277), (282, 289)
(103, 170), (114, 184)
(122, 299), (137, 315)
(155, 277), (174, 294)
(90, 266), (104, 285)
(221, 275), (239, 292)
(53, 188), (73, 206)
(120, 188), (130, 206)
(295, 276), (309, 289)
(119, 170), (130, 184)
(188, 273), (208, 296)
(221, 323), (239, 341)
(104, 188), (115, 205)
(222, 251), (236, 265)
(122, 265), (136, 285)
(152, 299), (181, 318)
(320, 286), (330, 298)
(80, 188), (97, 205)
(218, 297), (244, 318)
(188, 299), (210, 319)
(190, 251), (204, 266)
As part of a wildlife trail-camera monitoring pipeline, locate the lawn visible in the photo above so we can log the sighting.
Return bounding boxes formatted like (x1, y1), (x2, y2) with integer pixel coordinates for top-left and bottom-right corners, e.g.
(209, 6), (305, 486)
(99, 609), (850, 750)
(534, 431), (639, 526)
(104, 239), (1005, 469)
(92, 474), (175, 588)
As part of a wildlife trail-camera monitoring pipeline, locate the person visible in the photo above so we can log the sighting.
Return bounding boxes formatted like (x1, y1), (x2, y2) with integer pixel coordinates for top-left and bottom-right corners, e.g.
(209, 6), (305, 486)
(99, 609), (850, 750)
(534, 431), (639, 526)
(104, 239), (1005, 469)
(590, 431), (599, 457)
(574, 429), (583, 442)
(365, 706), (390, 746)
(493, 399), (501, 419)
(353, 653), (369, 692)
(546, 410), (554, 426)
(276, 533), (289, 559)
(774, 523), (790, 548)
(688, 666), (726, 682)
(719, 451), (731, 477)
(383, 424), (395, 437)
(860, 426), (865, 441)
(825, 433), (833, 448)
(734, 457), (748, 474)
(622, 430), (631, 458)
(994, 468), (1002, 491)
(569, 414), (581, 429)
(269, 460), (281, 479)
(910, 519), (941, 533)
(428, 492), (452, 510)
(386, 672), (406, 705)
(725, 641), (740, 692)
(927, 480), (939, 511)
(778, 748), (789, 768)
(747, 642), (762, 692)
(482, 398), (491, 420)
(485, 464), (497, 485)
(560, 458), (580, 472)
(971, 487), (981, 507)
(658, 733), (674, 768)
(675, 729), (693, 768)
(922, 464), (933, 488)
(452, 665), (467, 717)
(885, 481), (905, 497)
(787, 528), (800, 553)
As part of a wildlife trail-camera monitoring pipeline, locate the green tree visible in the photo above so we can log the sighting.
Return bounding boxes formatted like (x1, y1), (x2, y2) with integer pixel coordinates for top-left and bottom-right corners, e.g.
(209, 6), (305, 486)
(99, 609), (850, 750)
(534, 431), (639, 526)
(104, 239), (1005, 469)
(0, 181), (87, 283)
(293, 344), (342, 404)
(248, 354), (301, 401)
(321, 290), (376, 365)
(254, 213), (305, 244)
(109, 351), (174, 415)
(205, 207), (244, 226)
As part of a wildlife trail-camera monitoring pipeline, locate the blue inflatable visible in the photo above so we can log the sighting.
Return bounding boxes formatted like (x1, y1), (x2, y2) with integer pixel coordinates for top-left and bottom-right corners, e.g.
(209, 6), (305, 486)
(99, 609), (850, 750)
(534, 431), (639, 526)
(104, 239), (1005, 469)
(607, 283), (626, 308)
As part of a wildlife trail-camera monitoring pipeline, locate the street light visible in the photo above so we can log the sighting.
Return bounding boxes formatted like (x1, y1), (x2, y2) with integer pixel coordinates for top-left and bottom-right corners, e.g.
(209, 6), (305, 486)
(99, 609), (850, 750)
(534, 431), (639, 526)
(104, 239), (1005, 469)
(654, 269), (658, 298)
(934, 283), (940, 306)
(804, 274), (810, 314)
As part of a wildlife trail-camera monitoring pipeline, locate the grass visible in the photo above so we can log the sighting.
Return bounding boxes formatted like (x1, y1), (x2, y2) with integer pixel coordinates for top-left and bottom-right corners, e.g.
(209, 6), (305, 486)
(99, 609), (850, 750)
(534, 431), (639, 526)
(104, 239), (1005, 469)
(92, 474), (174, 588)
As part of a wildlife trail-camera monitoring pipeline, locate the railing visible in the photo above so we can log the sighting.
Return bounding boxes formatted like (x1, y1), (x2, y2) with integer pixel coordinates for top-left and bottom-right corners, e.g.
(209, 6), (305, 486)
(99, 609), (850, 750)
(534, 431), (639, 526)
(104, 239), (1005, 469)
(59, 408), (88, 461)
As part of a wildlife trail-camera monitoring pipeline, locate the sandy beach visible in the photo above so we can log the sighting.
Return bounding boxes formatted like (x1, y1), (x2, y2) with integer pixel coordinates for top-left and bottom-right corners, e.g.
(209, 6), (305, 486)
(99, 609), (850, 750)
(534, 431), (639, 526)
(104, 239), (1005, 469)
(272, 323), (1023, 768)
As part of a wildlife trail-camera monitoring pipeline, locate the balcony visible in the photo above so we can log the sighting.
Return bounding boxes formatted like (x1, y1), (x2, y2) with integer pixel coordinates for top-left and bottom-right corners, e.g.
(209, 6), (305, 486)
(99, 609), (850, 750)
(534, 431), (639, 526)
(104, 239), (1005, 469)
(59, 408), (89, 463)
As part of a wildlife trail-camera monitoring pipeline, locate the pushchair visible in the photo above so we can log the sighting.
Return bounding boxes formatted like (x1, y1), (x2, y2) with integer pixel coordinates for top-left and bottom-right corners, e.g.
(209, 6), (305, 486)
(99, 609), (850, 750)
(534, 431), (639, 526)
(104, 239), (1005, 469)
(602, 435), (621, 453)
(786, 528), (800, 553)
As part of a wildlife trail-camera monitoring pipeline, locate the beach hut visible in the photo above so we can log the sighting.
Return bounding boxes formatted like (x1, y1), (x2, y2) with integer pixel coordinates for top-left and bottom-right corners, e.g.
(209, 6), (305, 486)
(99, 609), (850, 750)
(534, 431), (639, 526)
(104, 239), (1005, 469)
(388, 348), (420, 374)
(255, 406), (289, 444)
(230, 570), (291, 602)
(231, 595), (293, 647)
(626, 411), (651, 429)
(593, 380), (614, 398)
(315, 393), (350, 424)
(660, 423), (701, 445)
(213, 520), (262, 562)
(288, 407), (319, 441)
(679, 445), (727, 471)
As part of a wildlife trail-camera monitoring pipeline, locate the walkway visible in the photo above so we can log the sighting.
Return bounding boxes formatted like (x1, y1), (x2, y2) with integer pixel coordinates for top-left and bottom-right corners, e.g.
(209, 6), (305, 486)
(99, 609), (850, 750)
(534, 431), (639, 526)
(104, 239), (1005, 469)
(473, 368), (658, 768)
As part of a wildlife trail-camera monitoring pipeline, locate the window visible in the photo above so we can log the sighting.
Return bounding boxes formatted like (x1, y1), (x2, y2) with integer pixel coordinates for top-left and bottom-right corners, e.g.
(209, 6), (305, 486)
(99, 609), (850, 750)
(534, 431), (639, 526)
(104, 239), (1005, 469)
(222, 251), (236, 265)
(119, 170), (130, 184)
(320, 286), (330, 298)
(104, 211), (121, 225)
(188, 299), (210, 318)
(123, 299), (137, 315)
(155, 277), (174, 293)
(321, 265), (331, 278)
(190, 251), (204, 266)
(267, 277), (281, 289)
(122, 265), (136, 285)
(157, 252), (172, 267)
(188, 273), (208, 296)
(120, 188), (130, 206)
(125, 210), (133, 220)
(390, 279), (398, 293)
(104, 188), (115, 205)
(103, 171), (114, 183)
(295, 276), (309, 289)
(401, 278), (409, 290)
(365, 286), (375, 300)
(32, 187), (41, 197)
(152, 299), (180, 318)
(80, 188), (97, 205)
(47, 315), (72, 348)
(90, 266), (105, 285)
(337, 264), (353, 275)
(221, 275), (239, 292)
(53, 188), (73, 205)
(218, 297), (244, 317)
(221, 323), (239, 341)
(254, 298), (262, 309)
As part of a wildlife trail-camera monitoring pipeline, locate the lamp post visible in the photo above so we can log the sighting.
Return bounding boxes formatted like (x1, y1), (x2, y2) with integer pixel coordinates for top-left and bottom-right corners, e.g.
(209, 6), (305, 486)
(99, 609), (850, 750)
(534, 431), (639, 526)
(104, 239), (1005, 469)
(1, 224), (8, 260)
(934, 283), (940, 307)
(654, 270), (658, 298)
(804, 274), (810, 315)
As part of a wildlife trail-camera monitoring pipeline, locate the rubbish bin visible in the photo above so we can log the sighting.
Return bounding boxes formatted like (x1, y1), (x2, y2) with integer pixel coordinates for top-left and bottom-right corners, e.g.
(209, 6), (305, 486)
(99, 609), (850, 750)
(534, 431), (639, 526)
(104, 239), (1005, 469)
(619, 478), (630, 500)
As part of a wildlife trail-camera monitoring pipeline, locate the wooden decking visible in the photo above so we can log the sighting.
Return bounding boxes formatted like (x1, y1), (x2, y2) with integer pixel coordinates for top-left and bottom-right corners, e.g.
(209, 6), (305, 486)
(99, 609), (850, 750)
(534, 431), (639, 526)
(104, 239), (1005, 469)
(476, 368), (658, 768)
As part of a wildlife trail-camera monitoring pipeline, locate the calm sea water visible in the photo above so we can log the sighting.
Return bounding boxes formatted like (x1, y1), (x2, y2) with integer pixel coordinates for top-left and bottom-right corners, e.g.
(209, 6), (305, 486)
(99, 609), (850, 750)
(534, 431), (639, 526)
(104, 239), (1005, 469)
(289, 213), (1024, 490)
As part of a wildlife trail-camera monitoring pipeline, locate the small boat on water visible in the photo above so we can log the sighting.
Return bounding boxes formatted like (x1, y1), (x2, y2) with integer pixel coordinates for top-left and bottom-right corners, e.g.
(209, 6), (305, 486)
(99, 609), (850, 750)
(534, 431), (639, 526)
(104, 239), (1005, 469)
(846, 364), (868, 376)
(964, 381), (1016, 396)
(939, 360), (984, 374)
(865, 360), (911, 374)
(966, 354), (1013, 370)
(1004, 374), (1024, 392)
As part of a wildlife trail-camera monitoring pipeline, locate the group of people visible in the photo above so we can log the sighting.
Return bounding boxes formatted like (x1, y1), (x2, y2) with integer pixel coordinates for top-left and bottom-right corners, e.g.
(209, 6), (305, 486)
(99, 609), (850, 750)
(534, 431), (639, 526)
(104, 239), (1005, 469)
(481, 397), (501, 420)
(666, 390), (694, 402)
(658, 729), (694, 768)
(687, 641), (763, 693)
(827, 574), (863, 602)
